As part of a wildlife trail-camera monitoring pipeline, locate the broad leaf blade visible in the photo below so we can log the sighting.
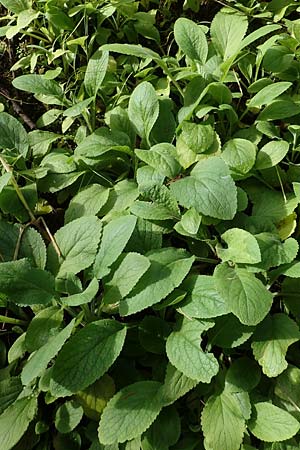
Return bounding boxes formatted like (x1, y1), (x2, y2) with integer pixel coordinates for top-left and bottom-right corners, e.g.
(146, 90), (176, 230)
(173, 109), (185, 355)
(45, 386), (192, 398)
(179, 275), (229, 319)
(21, 319), (75, 385)
(93, 215), (137, 279)
(128, 81), (159, 144)
(202, 391), (246, 450)
(50, 319), (126, 396)
(159, 363), (198, 406)
(0, 112), (28, 157)
(98, 381), (164, 445)
(170, 157), (237, 220)
(166, 318), (218, 383)
(0, 396), (38, 450)
(103, 252), (150, 304)
(217, 228), (261, 264)
(214, 263), (273, 326)
(248, 402), (300, 442)
(119, 248), (195, 316)
(211, 10), (248, 60)
(251, 314), (300, 377)
(64, 184), (110, 224)
(47, 216), (102, 277)
(174, 18), (208, 63)
(25, 306), (63, 353)
(0, 259), (55, 306)
(84, 50), (109, 97)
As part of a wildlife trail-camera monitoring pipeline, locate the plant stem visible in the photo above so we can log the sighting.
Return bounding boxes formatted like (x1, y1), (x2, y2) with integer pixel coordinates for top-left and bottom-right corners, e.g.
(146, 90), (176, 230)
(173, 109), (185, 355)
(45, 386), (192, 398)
(0, 314), (27, 326)
(0, 156), (36, 222)
(195, 257), (219, 264)
(158, 60), (184, 99)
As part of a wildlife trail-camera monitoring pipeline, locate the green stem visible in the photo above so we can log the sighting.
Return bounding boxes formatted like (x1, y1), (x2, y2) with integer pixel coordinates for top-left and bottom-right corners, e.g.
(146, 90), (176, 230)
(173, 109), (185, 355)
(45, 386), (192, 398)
(82, 110), (93, 133)
(158, 60), (184, 99)
(239, 107), (249, 123)
(195, 257), (219, 264)
(275, 293), (300, 299)
(0, 156), (36, 222)
(0, 314), (27, 326)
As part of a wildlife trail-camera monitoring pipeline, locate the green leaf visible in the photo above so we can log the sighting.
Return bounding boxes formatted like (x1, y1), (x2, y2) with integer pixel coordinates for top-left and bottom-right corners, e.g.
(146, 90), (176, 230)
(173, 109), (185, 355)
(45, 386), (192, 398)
(263, 441), (299, 450)
(12, 75), (64, 104)
(0, 112), (28, 157)
(254, 233), (298, 271)
(248, 402), (300, 442)
(217, 228), (261, 264)
(74, 127), (131, 161)
(100, 43), (160, 61)
(103, 252), (150, 304)
(209, 314), (254, 348)
(248, 82), (292, 108)
(133, 184), (180, 221)
(256, 140), (289, 170)
(159, 363), (198, 406)
(98, 381), (164, 445)
(130, 200), (179, 221)
(100, 180), (139, 221)
(25, 306), (63, 353)
(0, 259), (55, 306)
(64, 184), (110, 223)
(251, 314), (300, 377)
(258, 100), (300, 121)
(55, 400), (83, 433)
(0, 0), (29, 14)
(84, 50), (109, 97)
(293, 182), (300, 202)
(221, 138), (256, 175)
(179, 275), (229, 319)
(0, 173), (12, 194)
(0, 377), (22, 415)
(144, 406), (181, 450)
(0, 396), (38, 450)
(249, 189), (298, 223)
(21, 319), (75, 386)
(125, 439), (141, 450)
(138, 316), (171, 354)
(135, 143), (180, 178)
(128, 81), (159, 144)
(76, 374), (115, 421)
(63, 98), (94, 118)
(74, 127), (131, 164)
(61, 278), (99, 307)
(201, 390), (246, 450)
(0, 221), (46, 269)
(240, 24), (281, 50)
(0, 183), (37, 222)
(211, 10), (248, 60)
(166, 317), (218, 383)
(7, 9), (39, 39)
(170, 157), (237, 220)
(93, 215), (137, 279)
(174, 207), (201, 237)
(275, 366), (300, 415)
(225, 357), (261, 393)
(119, 248), (195, 316)
(180, 122), (215, 154)
(275, 260), (300, 278)
(174, 18), (208, 63)
(47, 216), (102, 277)
(18, 227), (47, 269)
(214, 263), (273, 326)
(7, 333), (26, 364)
(50, 319), (126, 397)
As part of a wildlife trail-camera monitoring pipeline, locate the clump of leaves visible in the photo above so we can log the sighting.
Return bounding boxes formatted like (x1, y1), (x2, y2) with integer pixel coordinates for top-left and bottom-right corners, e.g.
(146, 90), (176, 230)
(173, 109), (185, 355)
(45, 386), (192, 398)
(1, 1), (300, 449)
